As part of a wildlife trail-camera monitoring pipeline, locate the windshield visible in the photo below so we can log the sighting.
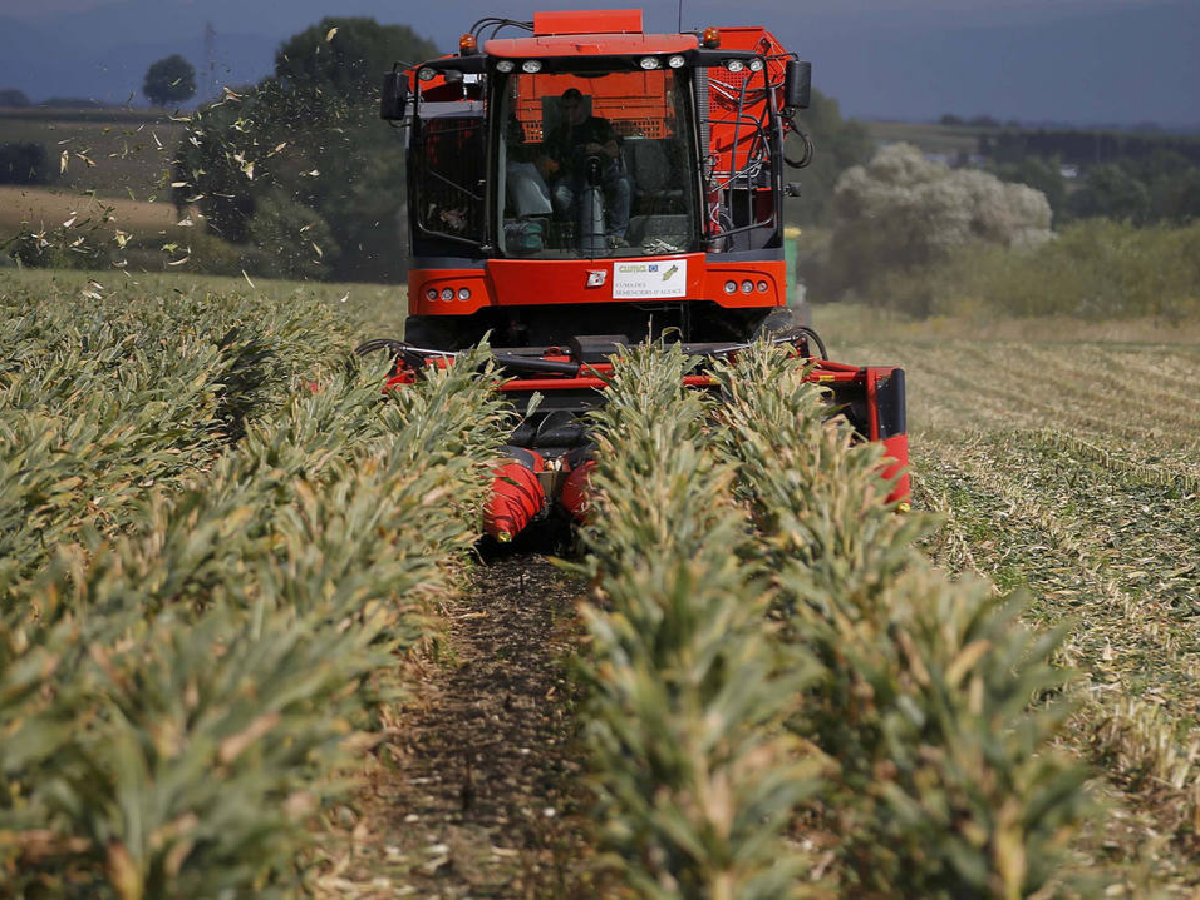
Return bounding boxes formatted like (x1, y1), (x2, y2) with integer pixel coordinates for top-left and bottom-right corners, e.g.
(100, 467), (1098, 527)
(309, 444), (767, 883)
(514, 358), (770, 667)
(495, 66), (699, 259)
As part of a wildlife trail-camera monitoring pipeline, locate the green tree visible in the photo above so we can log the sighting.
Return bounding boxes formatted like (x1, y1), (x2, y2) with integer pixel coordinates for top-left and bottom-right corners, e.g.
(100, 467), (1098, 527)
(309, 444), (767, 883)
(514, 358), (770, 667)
(818, 143), (1052, 309)
(1160, 167), (1200, 224)
(991, 156), (1067, 224)
(173, 18), (437, 281)
(275, 17), (434, 101)
(787, 89), (873, 227)
(143, 54), (197, 107)
(0, 89), (31, 107)
(1070, 163), (1151, 224)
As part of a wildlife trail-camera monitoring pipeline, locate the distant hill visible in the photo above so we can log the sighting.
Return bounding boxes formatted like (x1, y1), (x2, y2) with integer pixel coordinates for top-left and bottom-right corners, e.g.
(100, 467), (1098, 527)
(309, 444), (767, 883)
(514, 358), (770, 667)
(1, 0), (1197, 128)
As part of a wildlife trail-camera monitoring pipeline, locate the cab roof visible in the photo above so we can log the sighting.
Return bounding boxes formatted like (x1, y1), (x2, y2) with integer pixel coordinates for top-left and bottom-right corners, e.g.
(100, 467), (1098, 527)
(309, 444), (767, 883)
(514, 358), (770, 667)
(484, 9), (697, 58)
(484, 32), (699, 58)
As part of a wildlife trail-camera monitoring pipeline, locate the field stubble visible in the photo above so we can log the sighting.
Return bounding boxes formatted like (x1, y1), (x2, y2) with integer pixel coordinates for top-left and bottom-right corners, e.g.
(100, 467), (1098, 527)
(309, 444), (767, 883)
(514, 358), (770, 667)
(823, 304), (1200, 893)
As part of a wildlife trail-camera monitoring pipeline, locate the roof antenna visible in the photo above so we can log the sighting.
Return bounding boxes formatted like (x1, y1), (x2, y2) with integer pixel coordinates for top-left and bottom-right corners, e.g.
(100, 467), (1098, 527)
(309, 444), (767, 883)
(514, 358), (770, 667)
(677, 0), (685, 33)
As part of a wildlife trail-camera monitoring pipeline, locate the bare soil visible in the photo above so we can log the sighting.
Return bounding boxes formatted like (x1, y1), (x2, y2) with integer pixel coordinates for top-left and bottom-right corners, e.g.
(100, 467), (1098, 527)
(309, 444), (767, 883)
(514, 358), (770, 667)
(315, 554), (595, 899)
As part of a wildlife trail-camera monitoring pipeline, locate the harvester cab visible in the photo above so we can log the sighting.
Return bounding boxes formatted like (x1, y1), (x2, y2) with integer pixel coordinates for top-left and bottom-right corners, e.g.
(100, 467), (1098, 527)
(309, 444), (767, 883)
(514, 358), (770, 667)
(367, 9), (909, 541)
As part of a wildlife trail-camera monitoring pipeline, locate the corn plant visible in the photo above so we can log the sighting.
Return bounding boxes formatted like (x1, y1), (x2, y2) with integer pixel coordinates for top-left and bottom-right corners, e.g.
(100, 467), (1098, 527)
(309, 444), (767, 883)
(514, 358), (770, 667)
(0, 274), (511, 898)
(0, 282), (355, 584)
(579, 343), (823, 900)
(713, 343), (1090, 899)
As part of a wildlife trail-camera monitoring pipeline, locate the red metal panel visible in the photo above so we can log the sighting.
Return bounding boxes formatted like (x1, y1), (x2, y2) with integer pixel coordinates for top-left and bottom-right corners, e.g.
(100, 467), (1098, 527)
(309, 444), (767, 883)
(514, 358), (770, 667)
(408, 269), (490, 316)
(486, 33), (697, 57)
(704, 260), (787, 308)
(533, 9), (643, 36)
(865, 367), (883, 441)
(881, 434), (911, 509)
(512, 69), (677, 140)
(487, 255), (707, 307)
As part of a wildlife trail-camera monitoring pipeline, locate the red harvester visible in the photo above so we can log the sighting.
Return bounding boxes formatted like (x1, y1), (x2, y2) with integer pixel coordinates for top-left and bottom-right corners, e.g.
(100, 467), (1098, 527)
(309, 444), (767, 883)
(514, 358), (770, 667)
(361, 9), (909, 541)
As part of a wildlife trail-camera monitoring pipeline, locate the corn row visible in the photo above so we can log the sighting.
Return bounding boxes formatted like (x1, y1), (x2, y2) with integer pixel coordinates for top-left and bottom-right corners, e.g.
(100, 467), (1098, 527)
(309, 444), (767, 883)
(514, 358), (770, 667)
(712, 344), (1090, 900)
(1035, 428), (1200, 495)
(0, 281), (511, 896)
(578, 344), (822, 900)
(0, 282), (350, 583)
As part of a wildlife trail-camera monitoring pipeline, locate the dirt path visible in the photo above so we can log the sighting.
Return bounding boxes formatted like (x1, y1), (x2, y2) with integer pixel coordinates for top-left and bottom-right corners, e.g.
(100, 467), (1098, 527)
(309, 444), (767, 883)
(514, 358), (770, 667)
(316, 554), (593, 899)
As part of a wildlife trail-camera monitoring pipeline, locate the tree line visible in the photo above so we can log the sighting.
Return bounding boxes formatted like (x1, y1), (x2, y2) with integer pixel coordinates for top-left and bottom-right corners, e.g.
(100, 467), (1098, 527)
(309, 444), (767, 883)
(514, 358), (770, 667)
(170, 18), (436, 282)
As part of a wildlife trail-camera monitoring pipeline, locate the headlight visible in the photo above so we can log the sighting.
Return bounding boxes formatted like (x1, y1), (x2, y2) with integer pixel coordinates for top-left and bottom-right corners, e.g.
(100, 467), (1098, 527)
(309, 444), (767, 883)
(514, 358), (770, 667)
(725, 59), (745, 74)
(741, 280), (753, 294)
(749, 58), (764, 72)
(418, 68), (437, 82)
(756, 280), (769, 293)
(667, 55), (685, 69)
(441, 288), (454, 301)
(457, 287), (471, 300)
(724, 280), (737, 294)
(496, 59), (515, 73)
(425, 288), (437, 301)
(639, 56), (661, 70)
(521, 59), (542, 74)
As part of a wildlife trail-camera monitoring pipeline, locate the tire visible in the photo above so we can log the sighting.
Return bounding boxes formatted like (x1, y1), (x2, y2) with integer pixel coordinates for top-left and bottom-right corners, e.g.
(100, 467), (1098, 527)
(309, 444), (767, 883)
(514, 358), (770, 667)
(751, 308), (828, 359)
(752, 307), (797, 339)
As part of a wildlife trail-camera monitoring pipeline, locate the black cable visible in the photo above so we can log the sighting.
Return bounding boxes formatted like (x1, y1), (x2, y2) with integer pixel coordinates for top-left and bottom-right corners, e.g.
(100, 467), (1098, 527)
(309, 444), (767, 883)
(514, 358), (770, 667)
(354, 337), (408, 357)
(782, 112), (814, 169)
(796, 326), (828, 360)
(354, 338), (441, 374)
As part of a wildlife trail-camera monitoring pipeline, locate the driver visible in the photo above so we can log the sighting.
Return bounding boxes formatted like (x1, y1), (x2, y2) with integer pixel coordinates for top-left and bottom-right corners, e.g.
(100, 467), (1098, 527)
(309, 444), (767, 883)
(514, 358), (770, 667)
(539, 88), (631, 247)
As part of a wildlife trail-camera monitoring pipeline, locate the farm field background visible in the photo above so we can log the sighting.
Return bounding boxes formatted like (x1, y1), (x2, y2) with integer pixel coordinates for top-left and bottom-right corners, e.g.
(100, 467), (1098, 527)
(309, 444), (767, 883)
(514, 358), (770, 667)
(823, 304), (1200, 892)
(1, 267), (1198, 896)
(0, 109), (180, 198)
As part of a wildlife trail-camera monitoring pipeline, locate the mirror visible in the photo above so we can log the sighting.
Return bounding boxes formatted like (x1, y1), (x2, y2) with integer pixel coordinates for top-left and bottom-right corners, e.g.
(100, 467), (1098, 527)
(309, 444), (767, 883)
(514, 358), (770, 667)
(785, 60), (811, 109)
(381, 70), (408, 120)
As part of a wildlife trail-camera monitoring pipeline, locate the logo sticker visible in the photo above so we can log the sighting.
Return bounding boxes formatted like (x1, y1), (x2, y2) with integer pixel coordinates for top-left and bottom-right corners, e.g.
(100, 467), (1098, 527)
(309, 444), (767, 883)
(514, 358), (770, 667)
(585, 269), (607, 288)
(612, 258), (687, 299)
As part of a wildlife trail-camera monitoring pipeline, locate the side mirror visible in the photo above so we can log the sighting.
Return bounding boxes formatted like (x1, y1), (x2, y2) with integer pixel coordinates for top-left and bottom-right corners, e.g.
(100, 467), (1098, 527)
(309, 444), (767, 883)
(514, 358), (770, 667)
(785, 60), (811, 110)
(381, 70), (408, 120)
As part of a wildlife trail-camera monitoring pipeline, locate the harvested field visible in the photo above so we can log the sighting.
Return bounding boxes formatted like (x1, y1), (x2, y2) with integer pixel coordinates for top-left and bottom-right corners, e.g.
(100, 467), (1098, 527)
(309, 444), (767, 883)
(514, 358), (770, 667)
(0, 184), (182, 236)
(0, 109), (180, 198)
(828, 312), (1200, 895)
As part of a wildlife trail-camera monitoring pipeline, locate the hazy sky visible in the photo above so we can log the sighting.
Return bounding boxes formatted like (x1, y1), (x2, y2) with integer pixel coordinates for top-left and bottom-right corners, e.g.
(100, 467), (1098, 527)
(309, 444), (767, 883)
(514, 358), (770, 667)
(0, 0), (1164, 20)
(1, 0), (1195, 126)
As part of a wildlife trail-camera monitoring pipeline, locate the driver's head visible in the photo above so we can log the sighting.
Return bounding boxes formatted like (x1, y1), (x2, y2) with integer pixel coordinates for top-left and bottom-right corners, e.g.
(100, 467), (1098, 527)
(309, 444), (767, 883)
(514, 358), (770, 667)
(561, 88), (587, 125)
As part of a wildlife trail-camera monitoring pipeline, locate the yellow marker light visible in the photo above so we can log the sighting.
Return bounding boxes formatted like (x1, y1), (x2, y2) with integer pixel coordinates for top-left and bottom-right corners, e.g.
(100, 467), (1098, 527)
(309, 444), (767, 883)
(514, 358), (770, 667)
(702, 27), (720, 49)
(459, 33), (478, 55)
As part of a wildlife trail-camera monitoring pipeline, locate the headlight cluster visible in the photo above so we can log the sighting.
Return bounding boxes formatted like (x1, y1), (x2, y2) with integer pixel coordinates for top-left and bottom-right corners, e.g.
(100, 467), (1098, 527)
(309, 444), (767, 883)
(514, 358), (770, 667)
(725, 58), (765, 73)
(493, 59), (542, 73)
(723, 279), (771, 295)
(495, 54), (689, 74)
(424, 286), (473, 302)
